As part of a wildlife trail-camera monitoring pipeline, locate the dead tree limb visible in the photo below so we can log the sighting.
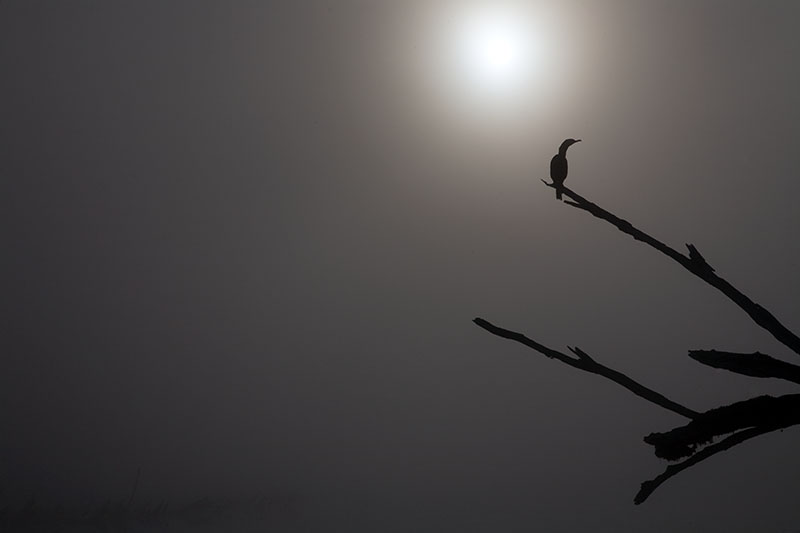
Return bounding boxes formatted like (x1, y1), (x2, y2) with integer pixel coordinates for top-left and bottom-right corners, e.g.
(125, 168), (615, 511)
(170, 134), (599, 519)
(476, 309), (800, 502)
(634, 421), (794, 505)
(477, 176), (800, 504)
(642, 394), (800, 460)
(540, 180), (800, 356)
(689, 350), (800, 385)
(472, 317), (699, 419)
(634, 395), (800, 503)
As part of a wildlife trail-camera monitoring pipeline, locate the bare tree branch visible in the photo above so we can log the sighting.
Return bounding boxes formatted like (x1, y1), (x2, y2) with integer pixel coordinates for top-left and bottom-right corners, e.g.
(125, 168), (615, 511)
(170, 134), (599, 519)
(475, 174), (800, 504)
(472, 317), (699, 419)
(634, 421), (795, 505)
(689, 350), (800, 385)
(642, 394), (800, 460)
(540, 181), (800, 356)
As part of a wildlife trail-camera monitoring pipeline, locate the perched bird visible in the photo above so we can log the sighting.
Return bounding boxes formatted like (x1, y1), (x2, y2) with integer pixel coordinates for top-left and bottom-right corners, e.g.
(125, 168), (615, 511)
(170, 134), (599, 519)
(550, 138), (581, 200)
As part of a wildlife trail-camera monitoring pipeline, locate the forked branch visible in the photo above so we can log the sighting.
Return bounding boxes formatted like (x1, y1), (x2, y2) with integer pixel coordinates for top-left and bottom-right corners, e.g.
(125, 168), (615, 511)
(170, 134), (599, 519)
(642, 394), (800, 460)
(635, 421), (795, 505)
(477, 180), (800, 504)
(472, 317), (699, 419)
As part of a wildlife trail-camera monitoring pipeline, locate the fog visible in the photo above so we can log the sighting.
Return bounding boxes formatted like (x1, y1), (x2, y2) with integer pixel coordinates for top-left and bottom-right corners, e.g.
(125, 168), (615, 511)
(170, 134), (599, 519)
(3, 1), (800, 530)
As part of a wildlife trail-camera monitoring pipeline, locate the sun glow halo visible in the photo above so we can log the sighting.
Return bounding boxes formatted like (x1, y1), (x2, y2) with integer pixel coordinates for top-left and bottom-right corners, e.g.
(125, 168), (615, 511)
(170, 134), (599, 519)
(418, 3), (560, 126)
(455, 7), (538, 93)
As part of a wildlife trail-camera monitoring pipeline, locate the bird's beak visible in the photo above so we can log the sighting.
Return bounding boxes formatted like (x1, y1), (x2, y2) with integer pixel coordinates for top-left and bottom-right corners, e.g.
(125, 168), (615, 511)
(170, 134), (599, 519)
(575, 139), (582, 143)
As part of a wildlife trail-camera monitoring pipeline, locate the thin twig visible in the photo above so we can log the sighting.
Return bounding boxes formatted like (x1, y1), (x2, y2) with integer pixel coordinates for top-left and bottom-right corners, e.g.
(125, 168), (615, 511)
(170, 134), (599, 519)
(473, 317), (699, 419)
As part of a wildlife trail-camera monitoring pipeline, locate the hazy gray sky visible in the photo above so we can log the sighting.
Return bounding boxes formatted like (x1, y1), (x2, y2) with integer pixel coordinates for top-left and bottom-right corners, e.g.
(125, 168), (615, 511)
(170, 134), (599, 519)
(3, 1), (800, 531)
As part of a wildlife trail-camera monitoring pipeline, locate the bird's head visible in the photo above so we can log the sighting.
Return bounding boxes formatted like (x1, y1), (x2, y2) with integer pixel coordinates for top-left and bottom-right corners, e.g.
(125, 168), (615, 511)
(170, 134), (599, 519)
(559, 138), (581, 153)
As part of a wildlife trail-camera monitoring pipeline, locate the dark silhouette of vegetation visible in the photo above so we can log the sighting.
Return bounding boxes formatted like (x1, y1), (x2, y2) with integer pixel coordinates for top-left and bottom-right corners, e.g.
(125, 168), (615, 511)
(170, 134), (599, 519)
(0, 493), (300, 532)
(475, 142), (800, 504)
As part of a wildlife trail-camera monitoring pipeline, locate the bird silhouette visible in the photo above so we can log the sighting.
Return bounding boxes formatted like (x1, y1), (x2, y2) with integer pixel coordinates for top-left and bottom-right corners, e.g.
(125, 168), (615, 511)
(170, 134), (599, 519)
(550, 138), (581, 200)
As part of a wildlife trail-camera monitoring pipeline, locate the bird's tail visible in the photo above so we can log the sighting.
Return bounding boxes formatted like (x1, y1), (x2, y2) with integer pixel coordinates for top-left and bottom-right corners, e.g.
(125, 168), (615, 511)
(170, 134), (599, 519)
(556, 188), (562, 200)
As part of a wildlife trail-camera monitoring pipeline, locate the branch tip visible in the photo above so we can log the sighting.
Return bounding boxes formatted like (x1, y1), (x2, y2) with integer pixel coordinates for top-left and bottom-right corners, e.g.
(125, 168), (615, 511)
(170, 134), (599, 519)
(573, 346), (594, 362)
(473, 319), (698, 419)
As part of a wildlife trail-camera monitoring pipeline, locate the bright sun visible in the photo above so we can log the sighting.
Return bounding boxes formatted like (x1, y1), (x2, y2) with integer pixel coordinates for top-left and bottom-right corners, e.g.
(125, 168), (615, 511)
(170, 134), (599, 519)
(455, 6), (538, 93)
(419, 2), (558, 124)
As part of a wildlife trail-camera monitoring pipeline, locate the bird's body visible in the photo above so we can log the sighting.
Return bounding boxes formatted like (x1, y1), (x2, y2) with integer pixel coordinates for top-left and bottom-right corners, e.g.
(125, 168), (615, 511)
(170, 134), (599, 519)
(550, 138), (581, 199)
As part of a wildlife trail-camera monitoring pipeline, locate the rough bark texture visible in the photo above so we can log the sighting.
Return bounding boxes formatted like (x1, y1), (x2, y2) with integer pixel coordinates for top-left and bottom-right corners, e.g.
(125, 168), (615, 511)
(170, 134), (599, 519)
(643, 394), (800, 460)
(635, 421), (794, 505)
